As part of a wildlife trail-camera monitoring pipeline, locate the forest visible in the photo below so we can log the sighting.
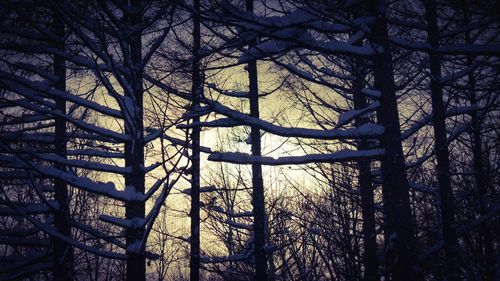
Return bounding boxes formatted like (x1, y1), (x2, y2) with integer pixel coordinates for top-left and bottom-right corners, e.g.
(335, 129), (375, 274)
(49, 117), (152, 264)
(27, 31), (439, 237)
(0, 0), (498, 280)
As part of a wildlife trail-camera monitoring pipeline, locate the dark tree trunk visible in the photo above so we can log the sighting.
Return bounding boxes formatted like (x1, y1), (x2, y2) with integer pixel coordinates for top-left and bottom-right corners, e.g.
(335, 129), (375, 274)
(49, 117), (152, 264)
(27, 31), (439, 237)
(246, 1), (268, 280)
(52, 13), (74, 281)
(470, 77), (495, 281)
(352, 60), (379, 281)
(368, 1), (422, 280)
(461, 3), (495, 279)
(424, 1), (461, 279)
(124, 2), (145, 281)
(470, 93), (495, 281)
(190, 0), (202, 280)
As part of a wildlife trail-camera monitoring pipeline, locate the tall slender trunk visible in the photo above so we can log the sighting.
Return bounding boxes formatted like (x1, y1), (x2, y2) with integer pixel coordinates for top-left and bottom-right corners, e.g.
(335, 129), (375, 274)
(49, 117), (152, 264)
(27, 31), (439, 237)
(469, 72), (495, 281)
(424, 1), (461, 279)
(352, 60), (379, 281)
(461, 3), (495, 280)
(52, 14), (74, 281)
(368, 1), (422, 280)
(470, 86), (495, 281)
(124, 2), (145, 280)
(190, 0), (202, 280)
(246, 1), (268, 280)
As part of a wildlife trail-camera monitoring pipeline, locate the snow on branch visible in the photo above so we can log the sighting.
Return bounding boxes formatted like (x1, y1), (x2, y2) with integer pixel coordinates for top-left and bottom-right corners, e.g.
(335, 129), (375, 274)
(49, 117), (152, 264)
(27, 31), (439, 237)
(0, 195), (128, 260)
(32, 153), (131, 174)
(401, 105), (479, 140)
(178, 118), (242, 129)
(216, 2), (377, 60)
(0, 70), (123, 118)
(0, 154), (141, 202)
(0, 202), (55, 216)
(66, 149), (124, 158)
(207, 83), (249, 98)
(182, 186), (217, 195)
(390, 36), (500, 56)
(362, 88), (381, 98)
(418, 203), (500, 261)
(99, 215), (146, 230)
(408, 182), (436, 194)
(7, 95), (129, 143)
(208, 149), (384, 166)
(338, 101), (380, 126)
(207, 100), (384, 140)
(224, 218), (253, 230)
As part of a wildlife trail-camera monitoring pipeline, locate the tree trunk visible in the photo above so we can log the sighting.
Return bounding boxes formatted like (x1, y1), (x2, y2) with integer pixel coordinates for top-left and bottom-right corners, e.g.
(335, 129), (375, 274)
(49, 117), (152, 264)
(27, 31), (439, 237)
(424, 1), (461, 279)
(352, 60), (379, 281)
(53, 13), (74, 281)
(470, 89), (495, 281)
(368, 1), (422, 280)
(124, 2), (145, 280)
(461, 3), (495, 279)
(246, 1), (268, 280)
(190, 0), (202, 280)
